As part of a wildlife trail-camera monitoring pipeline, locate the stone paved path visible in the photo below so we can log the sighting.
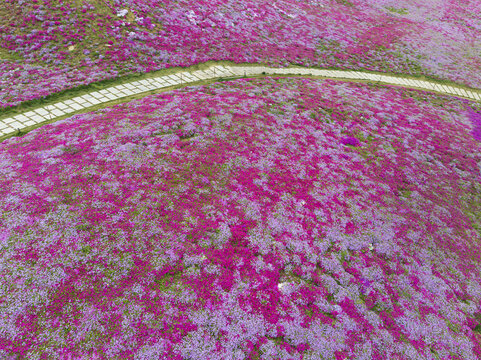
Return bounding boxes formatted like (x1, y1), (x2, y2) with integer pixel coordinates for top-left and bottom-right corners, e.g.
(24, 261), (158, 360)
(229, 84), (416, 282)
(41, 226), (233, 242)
(1, 63), (480, 143)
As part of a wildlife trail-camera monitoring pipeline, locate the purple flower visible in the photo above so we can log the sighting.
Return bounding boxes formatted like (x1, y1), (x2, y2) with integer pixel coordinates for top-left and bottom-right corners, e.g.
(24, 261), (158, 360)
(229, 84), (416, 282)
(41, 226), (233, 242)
(468, 108), (481, 142)
(341, 136), (361, 147)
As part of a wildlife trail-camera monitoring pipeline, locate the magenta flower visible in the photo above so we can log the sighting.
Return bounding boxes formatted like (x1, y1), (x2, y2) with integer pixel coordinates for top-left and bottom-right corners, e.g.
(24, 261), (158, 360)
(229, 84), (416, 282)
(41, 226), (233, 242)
(341, 136), (361, 147)
(468, 108), (481, 142)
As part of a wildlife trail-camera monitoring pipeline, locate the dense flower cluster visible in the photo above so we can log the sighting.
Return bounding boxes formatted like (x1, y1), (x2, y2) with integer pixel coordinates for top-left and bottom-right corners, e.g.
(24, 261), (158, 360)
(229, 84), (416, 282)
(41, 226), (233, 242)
(1, 0), (481, 109)
(1, 77), (480, 359)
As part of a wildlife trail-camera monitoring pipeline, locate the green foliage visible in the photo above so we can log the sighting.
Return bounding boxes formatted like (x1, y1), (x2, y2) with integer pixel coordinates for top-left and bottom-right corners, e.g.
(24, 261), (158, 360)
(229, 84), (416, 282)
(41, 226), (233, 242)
(335, 0), (355, 7)
(385, 7), (409, 15)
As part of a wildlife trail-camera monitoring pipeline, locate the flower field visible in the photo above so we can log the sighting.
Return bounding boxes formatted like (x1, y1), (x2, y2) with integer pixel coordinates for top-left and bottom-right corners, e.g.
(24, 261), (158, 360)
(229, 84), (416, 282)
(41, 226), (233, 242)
(1, 76), (481, 359)
(1, 1), (481, 360)
(1, 0), (481, 109)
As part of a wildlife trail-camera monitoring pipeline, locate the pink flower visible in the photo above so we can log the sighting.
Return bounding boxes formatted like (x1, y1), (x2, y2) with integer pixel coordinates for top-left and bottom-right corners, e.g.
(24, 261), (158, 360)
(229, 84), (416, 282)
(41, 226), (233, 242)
(341, 136), (361, 147)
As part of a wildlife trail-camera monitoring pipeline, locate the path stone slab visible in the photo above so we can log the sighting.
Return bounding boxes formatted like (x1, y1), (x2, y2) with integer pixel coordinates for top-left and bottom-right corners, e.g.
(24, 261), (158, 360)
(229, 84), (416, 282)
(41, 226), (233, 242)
(70, 103), (85, 110)
(108, 88), (122, 95)
(166, 78), (181, 85)
(415, 80), (427, 89)
(421, 83), (435, 91)
(217, 67), (234, 75)
(78, 98), (94, 105)
(192, 71), (211, 79)
(82, 95), (96, 101)
(442, 85), (456, 95)
(55, 102), (69, 110)
(442, 85), (454, 93)
(344, 72), (364, 79)
(62, 107), (76, 114)
(228, 67), (246, 76)
(348, 71), (363, 78)
(128, 87), (142, 94)
(87, 98), (102, 105)
(51, 109), (65, 117)
(8, 120), (23, 129)
(89, 92), (102, 98)
(64, 99), (77, 106)
(353, 72), (367, 79)
(328, 71), (343, 78)
(419, 81), (432, 89)
(412, 80), (424, 87)
(201, 69), (215, 76)
(365, 73), (380, 80)
(33, 108), (49, 116)
(293, 68), (312, 75)
(71, 97), (87, 104)
(451, 87), (462, 96)
(213, 65), (228, 71)
(313, 70), (330, 77)
(336, 71), (353, 78)
(24, 120), (36, 127)
(382, 76), (398, 84)
(119, 89), (132, 96)
(438, 85), (449, 93)
(3, 118), (16, 124)
(269, 68), (288, 75)
(23, 111), (37, 118)
(140, 83), (157, 89)
(137, 86), (151, 92)
(30, 114), (44, 122)
(151, 79), (167, 87)
(100, 93), (117, 101)
(13, 114), (29, 122)
(212, 66), (232, 76)
(109, 89), (124, 95)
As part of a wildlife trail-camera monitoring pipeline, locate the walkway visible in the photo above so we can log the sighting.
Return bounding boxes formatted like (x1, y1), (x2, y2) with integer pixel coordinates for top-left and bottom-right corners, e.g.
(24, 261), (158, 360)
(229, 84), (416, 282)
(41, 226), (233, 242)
(1, 62), (480, 143)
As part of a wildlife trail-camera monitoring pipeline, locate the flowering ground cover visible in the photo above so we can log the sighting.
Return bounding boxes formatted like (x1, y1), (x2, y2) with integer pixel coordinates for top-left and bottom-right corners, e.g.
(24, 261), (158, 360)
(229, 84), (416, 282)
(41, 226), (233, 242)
(1, 77), (481, 359)
(1, 0), (481, 110)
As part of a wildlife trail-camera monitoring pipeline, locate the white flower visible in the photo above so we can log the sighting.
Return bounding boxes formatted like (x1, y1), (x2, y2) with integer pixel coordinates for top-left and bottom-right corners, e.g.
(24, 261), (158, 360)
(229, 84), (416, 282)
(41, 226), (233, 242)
(117, 9), (128, 17)
(368, 243), (374, 251)
(277, 282), (289, 292)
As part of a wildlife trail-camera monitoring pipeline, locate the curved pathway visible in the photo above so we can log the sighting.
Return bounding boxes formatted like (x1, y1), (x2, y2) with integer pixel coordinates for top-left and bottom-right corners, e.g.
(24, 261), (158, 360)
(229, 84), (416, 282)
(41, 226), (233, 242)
(1, 62), (480, 144)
